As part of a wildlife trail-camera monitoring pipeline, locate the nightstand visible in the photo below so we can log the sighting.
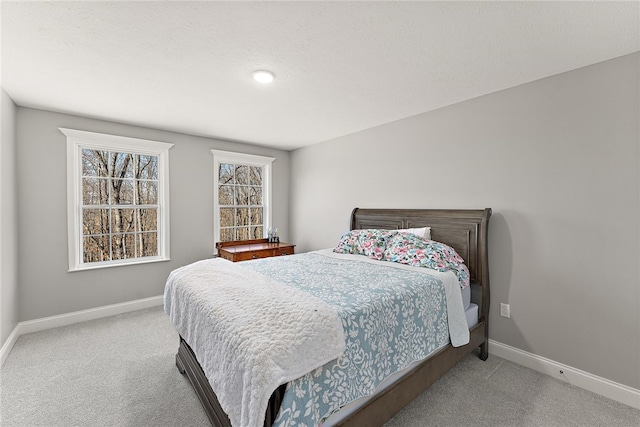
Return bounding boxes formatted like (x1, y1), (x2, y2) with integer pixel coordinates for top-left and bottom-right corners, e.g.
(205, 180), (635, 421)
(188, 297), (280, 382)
(215, 238), (295, 262)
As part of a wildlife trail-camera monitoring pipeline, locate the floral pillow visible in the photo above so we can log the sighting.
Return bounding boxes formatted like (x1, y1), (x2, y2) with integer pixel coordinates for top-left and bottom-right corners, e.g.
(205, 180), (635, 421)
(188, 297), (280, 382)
(383, 232), (470, 288)
(357, 229), (397, 260)
(333, 229), (397, 260)
(333, 230), (361, 255)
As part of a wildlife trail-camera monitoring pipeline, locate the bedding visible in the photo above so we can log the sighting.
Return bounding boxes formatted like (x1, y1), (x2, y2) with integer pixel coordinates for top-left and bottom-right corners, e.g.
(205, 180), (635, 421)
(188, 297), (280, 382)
(164, 258), (345, 427)
(165, 248), (469, 427)
(332, 228), (433, 260)
(324, 302), (478, 427)
(334, 230), (470, 289)
(333, 229), (396, 259)
(383, 233), (471, 289)
(250, 250), (469, 426)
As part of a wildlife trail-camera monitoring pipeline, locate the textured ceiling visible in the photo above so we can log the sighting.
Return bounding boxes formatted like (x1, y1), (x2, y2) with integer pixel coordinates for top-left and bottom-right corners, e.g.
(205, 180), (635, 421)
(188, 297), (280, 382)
(2, 1), (639, 150)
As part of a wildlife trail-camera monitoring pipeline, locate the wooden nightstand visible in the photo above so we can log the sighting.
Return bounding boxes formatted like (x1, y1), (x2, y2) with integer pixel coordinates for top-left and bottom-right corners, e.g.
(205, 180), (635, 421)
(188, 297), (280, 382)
(215, 238), (295, 262)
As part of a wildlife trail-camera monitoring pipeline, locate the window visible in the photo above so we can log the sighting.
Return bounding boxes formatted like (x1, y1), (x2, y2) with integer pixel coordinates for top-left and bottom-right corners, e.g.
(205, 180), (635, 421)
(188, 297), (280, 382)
(62, 128), (173, 271)
(211, 150), (274, 247)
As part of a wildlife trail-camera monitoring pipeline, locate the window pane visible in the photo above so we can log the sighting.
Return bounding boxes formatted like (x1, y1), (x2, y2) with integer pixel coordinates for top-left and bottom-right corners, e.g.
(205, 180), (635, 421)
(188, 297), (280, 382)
(83, 209), (109, 235)
(235, 227), (249, 240)
(82, 149), (109, 177)
(250, 226), (263, 239)
(136, 232), (157, 257)
(111, 208), (135, 233)
(236, 208), (249, 226)
(138, 208), (157, 232)
(136, 155), (158, 180)
(236, 186), (249, 205)
(112, 152), (133, 178)
(220, 208), (234, 227)
(249, 166), (262, 186)
(83, 235), (110, 263)
(236, 165), (248, 185)
(111, 179), (134, 204)
(82, 178), (109, 205)
(112, 234), (135, 260)
(220, 228), (234, 242)
(219, 185), (234, 205)
(137, 180), (158, 205)
(250, 207), (263, 225)
(219, 163), (234, 185)
(249, 187), (262, 205)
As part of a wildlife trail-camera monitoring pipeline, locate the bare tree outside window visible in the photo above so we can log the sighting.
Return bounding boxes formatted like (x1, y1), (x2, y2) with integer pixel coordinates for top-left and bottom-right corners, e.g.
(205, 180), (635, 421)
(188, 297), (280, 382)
(81, 149), (159, 262)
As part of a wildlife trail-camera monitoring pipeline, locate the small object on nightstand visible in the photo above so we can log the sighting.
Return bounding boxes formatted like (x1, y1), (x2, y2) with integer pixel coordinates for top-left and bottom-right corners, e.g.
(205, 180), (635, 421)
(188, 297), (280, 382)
(267, 227), (280, 243)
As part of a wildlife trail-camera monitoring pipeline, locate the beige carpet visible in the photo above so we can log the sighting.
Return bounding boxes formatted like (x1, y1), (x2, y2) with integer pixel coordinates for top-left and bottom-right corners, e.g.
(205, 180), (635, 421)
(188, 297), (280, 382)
(1, 306), (638, 426)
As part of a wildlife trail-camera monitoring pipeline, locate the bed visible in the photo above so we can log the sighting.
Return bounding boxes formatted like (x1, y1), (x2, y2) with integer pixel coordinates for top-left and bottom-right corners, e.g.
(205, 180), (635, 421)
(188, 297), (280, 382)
(165, 208), (491, 427)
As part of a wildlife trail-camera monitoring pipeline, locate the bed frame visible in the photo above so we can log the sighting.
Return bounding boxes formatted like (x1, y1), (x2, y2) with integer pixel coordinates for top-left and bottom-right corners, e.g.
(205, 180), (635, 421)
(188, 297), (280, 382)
(175, 208), (492, 427)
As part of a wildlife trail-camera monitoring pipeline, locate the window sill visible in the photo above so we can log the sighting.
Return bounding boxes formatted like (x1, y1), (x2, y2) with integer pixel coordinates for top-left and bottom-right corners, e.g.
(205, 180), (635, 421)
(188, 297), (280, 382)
(68, 256), (171, 272)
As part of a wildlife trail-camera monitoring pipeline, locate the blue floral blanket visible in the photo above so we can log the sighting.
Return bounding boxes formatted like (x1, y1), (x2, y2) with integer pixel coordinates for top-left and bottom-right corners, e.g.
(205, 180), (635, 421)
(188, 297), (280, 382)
(241, 249), (469, 426)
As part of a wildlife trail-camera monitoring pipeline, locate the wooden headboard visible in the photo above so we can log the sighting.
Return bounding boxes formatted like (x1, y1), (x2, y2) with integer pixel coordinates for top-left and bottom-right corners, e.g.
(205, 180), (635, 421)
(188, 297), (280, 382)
(350, 208), (492, 321)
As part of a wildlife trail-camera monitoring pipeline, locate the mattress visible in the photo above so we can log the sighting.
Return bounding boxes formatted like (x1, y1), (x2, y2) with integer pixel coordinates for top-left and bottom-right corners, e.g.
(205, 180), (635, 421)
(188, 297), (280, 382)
(462, 281), (471, 309)
(465, 303), (479, 329)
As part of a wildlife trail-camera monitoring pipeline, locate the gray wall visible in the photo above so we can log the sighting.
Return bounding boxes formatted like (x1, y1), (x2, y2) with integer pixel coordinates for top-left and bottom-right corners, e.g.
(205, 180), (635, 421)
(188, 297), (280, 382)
(1, 88), (18, 346)
(290, 53), (640, 389)
(16, 107), (290, 321)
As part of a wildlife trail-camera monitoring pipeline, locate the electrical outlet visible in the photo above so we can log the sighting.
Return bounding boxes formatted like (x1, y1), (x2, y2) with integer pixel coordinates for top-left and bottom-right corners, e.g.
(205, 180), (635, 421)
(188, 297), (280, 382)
(500, 303), (511, 318)
(557, 370), (569, 383)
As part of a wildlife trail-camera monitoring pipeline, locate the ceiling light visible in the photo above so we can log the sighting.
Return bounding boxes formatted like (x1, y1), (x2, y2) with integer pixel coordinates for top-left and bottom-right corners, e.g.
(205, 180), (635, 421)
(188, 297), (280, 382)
(252, 70), (275, 84)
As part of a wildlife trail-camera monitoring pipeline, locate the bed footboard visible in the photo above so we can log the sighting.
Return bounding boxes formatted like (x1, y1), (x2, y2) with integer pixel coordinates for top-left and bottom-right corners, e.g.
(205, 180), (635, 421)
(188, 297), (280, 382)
(176, 337), (286, 427)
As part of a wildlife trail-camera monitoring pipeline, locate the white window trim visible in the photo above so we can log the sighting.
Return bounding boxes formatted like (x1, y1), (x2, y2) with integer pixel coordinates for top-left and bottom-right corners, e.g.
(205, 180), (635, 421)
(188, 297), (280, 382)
(61, 128), (173, 272)
(211, 149), (275, 253)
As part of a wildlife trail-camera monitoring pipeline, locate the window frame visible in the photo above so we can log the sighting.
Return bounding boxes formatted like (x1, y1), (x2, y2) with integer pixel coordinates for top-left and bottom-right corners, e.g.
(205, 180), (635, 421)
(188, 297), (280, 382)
(62, 128), (173, 271)
(211, 149), (275, 252)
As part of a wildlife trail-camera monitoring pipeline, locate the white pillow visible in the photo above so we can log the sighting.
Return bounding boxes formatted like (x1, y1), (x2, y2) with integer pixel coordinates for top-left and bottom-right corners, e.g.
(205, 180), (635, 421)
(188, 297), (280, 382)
(397, 227), (431, 240)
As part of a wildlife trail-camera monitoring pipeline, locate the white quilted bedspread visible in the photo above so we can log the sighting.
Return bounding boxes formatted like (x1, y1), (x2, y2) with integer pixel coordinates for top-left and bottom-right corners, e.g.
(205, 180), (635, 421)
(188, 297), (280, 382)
(163, 258), (346, 427)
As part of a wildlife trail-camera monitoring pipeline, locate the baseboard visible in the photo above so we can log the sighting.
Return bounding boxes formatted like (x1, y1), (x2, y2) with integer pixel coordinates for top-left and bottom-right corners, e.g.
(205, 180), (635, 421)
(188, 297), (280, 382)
(489, 339), (640, 410)
(0, 324), (21, 368)
(0, 295), (164, 368)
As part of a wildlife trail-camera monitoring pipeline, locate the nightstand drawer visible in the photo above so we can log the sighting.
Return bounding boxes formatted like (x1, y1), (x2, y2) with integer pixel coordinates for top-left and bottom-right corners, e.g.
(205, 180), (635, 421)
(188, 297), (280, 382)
(274, 247), (293, 256)
(233, 250), (272, 262)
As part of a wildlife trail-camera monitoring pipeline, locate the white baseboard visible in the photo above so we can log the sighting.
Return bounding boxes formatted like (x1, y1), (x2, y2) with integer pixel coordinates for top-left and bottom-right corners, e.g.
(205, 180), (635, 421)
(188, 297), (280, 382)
(0, 324), (21, 368)
(489, 339), (640, 410)
(0, 295), (164, 367)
